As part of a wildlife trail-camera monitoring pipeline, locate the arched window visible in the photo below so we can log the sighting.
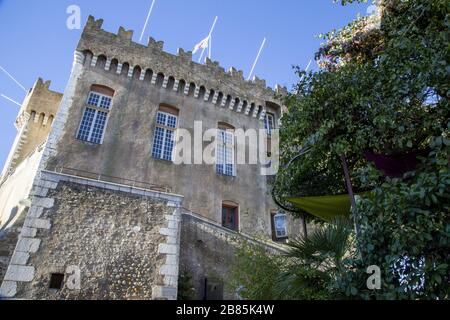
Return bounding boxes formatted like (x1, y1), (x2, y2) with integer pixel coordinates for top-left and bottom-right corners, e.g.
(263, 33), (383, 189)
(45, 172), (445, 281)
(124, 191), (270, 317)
(132, 66), (142, 80)
(121, 63), (130, 78)
(242, 100), (248, 112)
(151, 104), (179, 161)
(110, 59), (119, 73)
(208, 89), (215, 102)
(30, 111), (37, 122)
(38, 113), (45, 124)
(178, 79), (186, 94)
(188, 83), (196, 96)
(156, 73), (165, 87)
(198, 86), (206, 100)
(144, 69), (153, 82)
(167, 76), (175, 90)
(96, 55), (107, 69)
(216, 122), (235, 177)
(224, 95), (232, 108)
(76, 85), (115, 144)
(232, 98), (240, 111)
(217, 92), (224, 105)
(249, 103), (256, 115)
(82, 50), (93, 66)
(256, 105), (263, 117)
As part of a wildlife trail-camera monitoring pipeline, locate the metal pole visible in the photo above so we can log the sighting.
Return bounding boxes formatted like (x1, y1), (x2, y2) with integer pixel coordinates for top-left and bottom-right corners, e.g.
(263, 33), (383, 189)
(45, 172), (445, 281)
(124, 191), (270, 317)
(139, 0), (156, 43)
(247, 37), (266, 81)
(341, 155), (364, 261)
(341, 155), (357, 209)
(199, 16), (218, 63)
(302, 214), (308, 238)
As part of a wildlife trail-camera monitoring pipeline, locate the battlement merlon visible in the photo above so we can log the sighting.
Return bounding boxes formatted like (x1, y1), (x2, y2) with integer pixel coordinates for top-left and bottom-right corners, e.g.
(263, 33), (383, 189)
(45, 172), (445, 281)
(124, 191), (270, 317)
(77, 16), (288, 109)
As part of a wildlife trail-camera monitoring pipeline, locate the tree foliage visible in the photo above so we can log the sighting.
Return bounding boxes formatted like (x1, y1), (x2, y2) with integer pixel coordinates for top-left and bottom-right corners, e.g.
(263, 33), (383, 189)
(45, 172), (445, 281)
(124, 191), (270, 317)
(273, 0), (449, 299)
(229, 220), (354, 300)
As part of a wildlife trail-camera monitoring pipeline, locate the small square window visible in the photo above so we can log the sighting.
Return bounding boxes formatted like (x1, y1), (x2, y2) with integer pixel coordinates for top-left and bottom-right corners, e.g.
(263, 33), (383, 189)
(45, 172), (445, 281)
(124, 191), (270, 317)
(271, 211), (288, 241)
(49, 273), (65, 290)
(265, 113), (275, 136)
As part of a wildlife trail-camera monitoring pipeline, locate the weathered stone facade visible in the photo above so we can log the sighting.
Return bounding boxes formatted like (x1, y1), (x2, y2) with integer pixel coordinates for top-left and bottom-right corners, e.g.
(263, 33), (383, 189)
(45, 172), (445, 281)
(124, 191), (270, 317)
(44, 16), (301, 239)
(16, 182), (173, 299)
(0, 209), (27, 284)
(1, 170), (183, 300)
(180, 212), (288, 300)
(0, 79), (62, 183)
(0, 15), (306, 300)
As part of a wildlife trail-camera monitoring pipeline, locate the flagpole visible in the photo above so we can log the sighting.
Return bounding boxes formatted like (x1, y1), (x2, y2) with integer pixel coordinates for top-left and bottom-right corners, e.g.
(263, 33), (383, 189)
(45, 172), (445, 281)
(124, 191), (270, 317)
(198, 16), (218, 63)
(299, 59), (313, 82)
(0, 65), (27, 93)
(139, 0), (156, 43)
(247, 37), (266, 81)
(1, 94), (22, 107)
(209, 35), (212, 59)
(305, 59), (312, 72)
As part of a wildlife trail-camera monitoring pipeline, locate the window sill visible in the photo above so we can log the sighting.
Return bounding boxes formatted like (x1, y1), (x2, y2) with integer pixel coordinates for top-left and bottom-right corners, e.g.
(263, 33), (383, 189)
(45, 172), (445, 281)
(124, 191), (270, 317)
(222, 226), (239, 233)
(76, 139), (102, 146)
(273, 237), (288, 244)
(152, 157), (174, 164)
(216, 174), (237, 179)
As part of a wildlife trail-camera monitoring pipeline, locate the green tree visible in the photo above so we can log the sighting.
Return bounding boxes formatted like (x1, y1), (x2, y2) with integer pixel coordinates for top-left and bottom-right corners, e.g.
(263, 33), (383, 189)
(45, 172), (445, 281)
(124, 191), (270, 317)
(228, 241), (286, 300)
(229, 219), (355, 300)
(273, 0), (449, 299)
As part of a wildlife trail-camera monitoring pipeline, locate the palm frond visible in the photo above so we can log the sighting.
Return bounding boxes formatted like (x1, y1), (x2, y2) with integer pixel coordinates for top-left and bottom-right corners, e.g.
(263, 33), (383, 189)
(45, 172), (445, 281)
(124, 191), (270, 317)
(286, 217), (354, 271)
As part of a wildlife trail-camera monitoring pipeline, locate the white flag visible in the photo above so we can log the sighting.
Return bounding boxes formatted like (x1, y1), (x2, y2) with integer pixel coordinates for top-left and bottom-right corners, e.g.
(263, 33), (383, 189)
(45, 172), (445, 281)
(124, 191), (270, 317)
(193, 36), (210, 54)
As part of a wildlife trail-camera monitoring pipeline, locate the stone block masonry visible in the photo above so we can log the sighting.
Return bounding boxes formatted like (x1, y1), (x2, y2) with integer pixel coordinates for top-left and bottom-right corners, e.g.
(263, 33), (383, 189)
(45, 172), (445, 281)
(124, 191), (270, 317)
(0, 210), (27, 287)
(0, 171), (183, 300)
(179, 211), (288, 300)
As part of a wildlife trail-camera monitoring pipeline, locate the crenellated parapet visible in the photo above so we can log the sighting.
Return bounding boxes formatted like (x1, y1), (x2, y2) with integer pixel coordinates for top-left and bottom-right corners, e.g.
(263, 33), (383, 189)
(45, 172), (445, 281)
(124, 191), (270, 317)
(1, 78), (63, 182)
(77, 16), (287, 121)
(15, 78), (62, 131)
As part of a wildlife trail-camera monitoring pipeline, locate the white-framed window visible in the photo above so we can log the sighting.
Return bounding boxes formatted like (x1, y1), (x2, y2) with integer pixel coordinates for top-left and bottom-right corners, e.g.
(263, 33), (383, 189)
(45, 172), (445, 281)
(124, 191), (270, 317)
(152, 111), (177, 161)
(77, 91), (113, 144)
(264, 113), (275, 136)
(273, 213), (288, 239)
(216, 129), (235, 176)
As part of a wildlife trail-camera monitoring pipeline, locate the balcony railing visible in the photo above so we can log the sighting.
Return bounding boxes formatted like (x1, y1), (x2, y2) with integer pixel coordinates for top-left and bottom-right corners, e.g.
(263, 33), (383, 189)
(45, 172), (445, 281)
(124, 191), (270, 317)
(54, 166), (172, 194)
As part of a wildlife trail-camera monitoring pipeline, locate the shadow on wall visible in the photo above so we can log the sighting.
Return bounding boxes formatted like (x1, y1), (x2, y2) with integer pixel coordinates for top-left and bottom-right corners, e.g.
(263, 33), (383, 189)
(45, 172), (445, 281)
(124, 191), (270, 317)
(0, 206), (19, 235)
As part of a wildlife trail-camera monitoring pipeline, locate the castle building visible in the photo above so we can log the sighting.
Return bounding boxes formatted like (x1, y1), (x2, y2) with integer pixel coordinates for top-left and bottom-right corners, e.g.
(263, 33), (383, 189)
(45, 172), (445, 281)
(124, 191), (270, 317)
(0, 16), (304, 300)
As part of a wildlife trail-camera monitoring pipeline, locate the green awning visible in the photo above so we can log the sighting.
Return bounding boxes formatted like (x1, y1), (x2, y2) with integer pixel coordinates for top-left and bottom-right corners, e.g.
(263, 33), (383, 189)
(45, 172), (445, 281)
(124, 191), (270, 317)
(287, 194), (352, 222)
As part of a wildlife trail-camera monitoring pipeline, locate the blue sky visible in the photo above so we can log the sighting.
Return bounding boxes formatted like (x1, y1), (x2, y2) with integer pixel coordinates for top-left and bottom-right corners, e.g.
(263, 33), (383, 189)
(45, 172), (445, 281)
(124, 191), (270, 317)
(0, 0), (369, 169)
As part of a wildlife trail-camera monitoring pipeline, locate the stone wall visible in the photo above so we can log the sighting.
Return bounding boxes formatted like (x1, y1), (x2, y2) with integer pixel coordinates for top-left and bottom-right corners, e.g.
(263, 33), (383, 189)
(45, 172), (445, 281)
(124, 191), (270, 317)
(39, 16), (302, 243)
(1, 171), (183, 300)
(14, 79), (62, 168)
(0, 209), (26, 283)
(46, 54), (303, 242)
(79, 16), (286, 109)
(0, 147), (43, 228)
(1, 79), (62, 181)
(179, 212), (287, 300)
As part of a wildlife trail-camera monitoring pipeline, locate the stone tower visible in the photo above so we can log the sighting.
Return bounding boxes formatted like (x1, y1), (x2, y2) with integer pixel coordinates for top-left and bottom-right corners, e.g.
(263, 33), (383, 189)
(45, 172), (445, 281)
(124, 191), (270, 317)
(0, 79), (62, 184)
(0, 78), (62, 288)
(0, 16), (303, 300)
